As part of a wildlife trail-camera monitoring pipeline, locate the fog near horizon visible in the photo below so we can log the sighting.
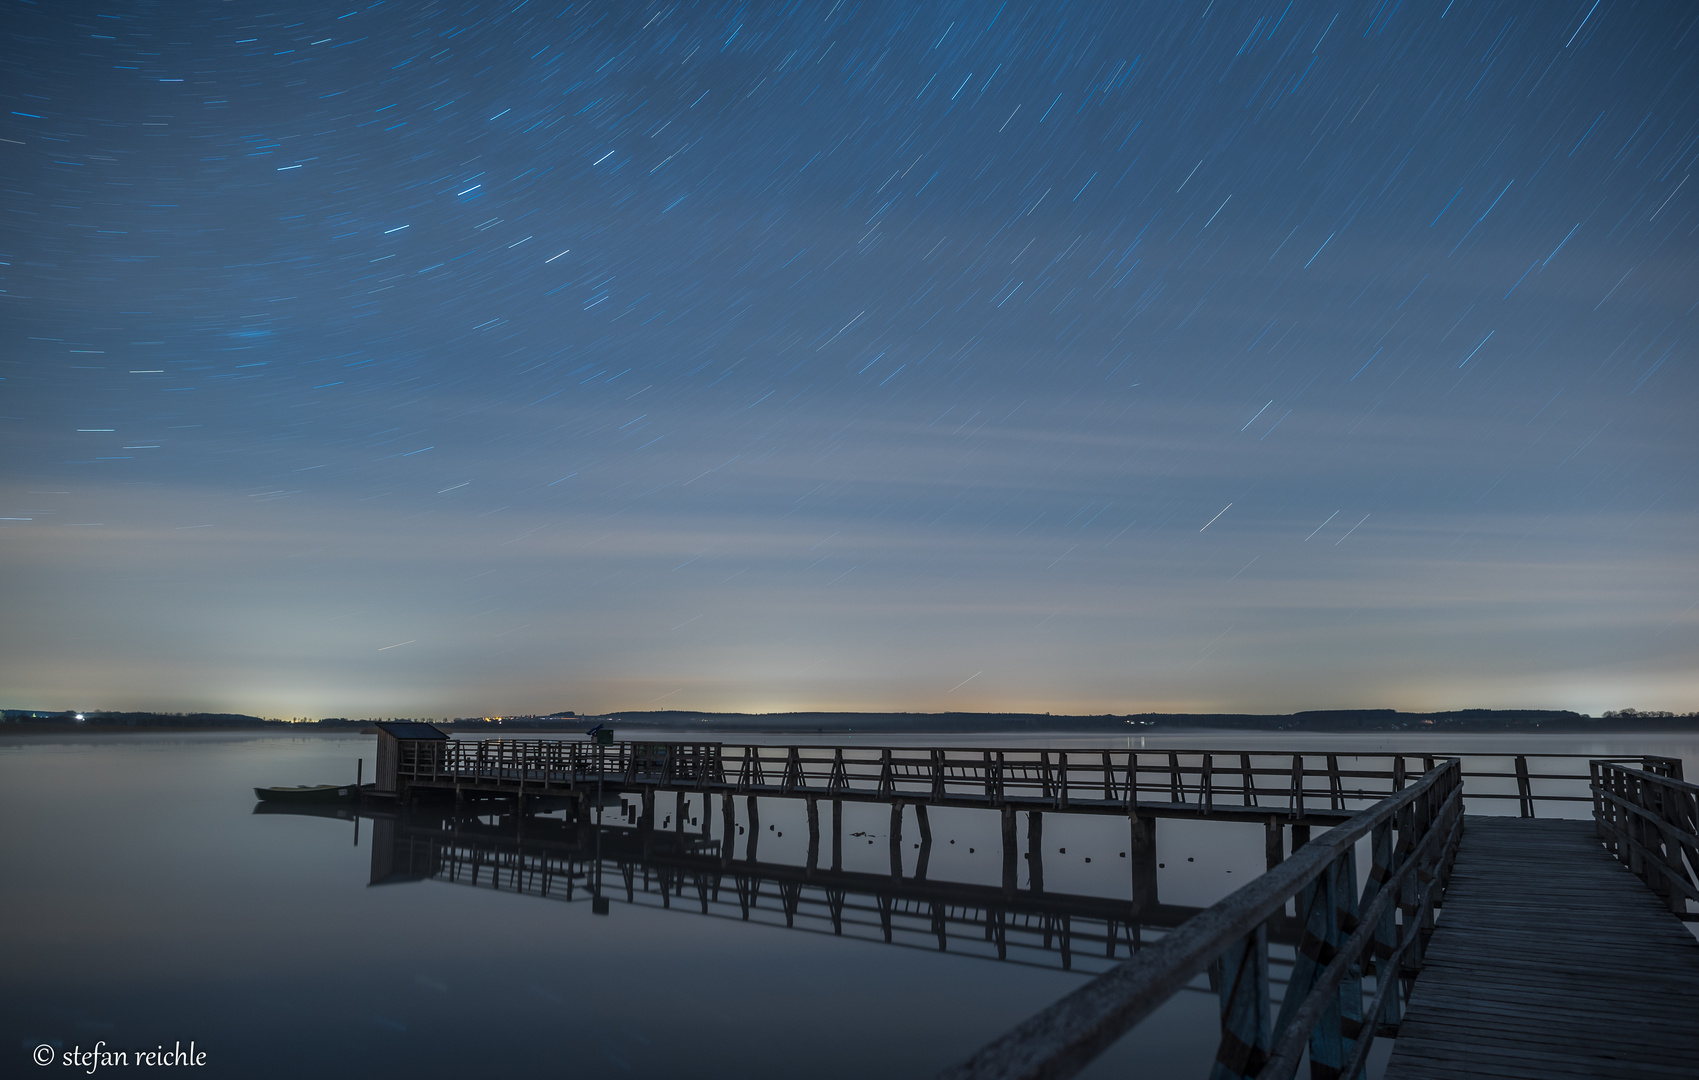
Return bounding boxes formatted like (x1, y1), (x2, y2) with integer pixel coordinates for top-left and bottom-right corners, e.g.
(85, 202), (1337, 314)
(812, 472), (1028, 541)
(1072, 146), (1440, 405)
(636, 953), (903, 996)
(3, 0), (1695, 720)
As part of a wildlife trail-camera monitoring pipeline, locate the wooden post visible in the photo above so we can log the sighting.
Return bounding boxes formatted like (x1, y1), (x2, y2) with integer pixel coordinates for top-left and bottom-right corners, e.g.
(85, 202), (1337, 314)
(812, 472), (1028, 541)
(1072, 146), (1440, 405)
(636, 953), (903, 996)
(1265, 817), (1283, 871)
(1292, 823), (1311, 851)
(806, 796), (820, 874)
(1211, 924), (1270, 1080)
(1001, 806), (1018, 893)
(1130, 816), (1158, 910)
(890, 800), (905, 882)
(745, 795), (759, 861)
(1515, 755), (1534, 818)
(1364, 817), (1403, 1032)
(675, 790), (686, 834)
(831, 798), (843, 872)
(1028, 810), (1045, 893)
(916, 802), (931, 843)
(720, 793), (735, 866)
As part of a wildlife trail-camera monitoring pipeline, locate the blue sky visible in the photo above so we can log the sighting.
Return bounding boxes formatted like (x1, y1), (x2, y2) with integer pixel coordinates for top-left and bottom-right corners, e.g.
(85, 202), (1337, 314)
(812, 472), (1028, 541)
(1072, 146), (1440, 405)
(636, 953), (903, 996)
(3, 0), (1695, 717)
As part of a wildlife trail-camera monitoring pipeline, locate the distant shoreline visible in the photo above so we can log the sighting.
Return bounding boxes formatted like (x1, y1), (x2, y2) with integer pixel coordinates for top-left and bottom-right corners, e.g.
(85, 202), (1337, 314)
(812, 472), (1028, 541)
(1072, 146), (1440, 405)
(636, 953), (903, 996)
(4, 707), (1696, 737)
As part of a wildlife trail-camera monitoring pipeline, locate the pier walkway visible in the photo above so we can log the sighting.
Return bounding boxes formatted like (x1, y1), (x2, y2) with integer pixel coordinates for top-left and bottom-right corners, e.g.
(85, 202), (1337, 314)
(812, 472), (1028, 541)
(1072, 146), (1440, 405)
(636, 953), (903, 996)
(1384, 816), (1699, 1080)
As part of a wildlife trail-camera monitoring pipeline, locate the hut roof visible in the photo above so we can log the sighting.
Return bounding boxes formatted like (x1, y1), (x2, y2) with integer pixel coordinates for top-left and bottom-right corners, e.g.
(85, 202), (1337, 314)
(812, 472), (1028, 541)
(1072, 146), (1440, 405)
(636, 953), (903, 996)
(371, 721), (449, 740)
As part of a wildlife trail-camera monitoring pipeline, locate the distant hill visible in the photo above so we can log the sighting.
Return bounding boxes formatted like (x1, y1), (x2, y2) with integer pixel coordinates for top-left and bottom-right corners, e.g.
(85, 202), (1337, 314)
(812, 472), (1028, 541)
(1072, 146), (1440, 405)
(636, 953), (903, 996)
(6, 706), (1693, 735)
(1, 710), (279, 728)
(583, 708), (1699, 734)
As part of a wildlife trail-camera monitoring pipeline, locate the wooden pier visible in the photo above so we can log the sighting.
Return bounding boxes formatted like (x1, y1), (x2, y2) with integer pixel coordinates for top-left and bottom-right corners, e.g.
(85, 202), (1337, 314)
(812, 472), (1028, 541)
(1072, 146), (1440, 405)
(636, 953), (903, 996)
(1383, 816), (1699, 1079)
(349, 729), (1699, 1078)
(939, 756), (1699, 1080)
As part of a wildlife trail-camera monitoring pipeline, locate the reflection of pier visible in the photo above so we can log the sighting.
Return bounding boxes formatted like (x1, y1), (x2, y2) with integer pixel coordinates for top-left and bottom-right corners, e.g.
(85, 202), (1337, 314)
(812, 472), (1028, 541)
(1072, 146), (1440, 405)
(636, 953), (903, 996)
(349, 806), (1299, 975)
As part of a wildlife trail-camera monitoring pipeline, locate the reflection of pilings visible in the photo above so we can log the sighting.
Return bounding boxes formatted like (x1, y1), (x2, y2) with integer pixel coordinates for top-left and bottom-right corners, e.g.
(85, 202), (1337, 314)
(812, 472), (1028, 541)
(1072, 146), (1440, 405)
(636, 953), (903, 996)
(357, 810), (1308, 974)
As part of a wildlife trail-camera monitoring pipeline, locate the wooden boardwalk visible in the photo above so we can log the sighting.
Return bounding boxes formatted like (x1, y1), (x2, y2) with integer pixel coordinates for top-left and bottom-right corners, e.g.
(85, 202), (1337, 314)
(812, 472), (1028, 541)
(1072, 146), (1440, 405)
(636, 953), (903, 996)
(1385, 816), (1699, 1080)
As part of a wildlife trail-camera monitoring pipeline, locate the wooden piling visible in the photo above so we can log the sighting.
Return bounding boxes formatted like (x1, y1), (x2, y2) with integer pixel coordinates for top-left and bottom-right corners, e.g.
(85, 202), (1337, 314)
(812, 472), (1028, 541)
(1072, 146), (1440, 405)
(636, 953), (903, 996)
(1029, 810), (1045, 893)
(1002, 806), (1018, 893)
(831, 798), (843, 871)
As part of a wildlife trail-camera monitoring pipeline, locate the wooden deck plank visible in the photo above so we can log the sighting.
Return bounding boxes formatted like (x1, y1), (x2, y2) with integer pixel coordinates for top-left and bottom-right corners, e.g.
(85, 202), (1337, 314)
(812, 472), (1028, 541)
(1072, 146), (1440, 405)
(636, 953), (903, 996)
(1383, 816), (1699, 1080)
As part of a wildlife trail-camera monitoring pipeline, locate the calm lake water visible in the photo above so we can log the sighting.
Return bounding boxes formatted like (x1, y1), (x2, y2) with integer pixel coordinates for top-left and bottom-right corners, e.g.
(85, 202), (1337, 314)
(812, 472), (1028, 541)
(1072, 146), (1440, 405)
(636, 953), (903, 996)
(2, 729), (1693, 1078)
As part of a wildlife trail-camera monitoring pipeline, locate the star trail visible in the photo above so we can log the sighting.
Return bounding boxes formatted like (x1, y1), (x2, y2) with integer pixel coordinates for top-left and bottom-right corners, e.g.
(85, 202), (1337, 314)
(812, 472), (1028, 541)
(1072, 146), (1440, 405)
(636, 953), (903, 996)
(2, 0), (1694, 718)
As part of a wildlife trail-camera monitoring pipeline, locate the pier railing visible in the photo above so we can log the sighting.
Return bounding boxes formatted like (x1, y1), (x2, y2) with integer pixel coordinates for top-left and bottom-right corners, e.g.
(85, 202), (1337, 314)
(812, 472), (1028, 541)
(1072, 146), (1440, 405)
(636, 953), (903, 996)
(1592, 761), (1699, 920)
(937, 758), (1465, 1080)
(396, 739), (1646, 819)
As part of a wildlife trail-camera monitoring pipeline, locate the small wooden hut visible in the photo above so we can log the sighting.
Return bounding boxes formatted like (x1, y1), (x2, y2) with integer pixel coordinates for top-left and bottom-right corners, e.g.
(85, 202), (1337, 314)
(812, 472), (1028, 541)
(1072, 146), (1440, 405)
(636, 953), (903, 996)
(371, 721), (449, 794)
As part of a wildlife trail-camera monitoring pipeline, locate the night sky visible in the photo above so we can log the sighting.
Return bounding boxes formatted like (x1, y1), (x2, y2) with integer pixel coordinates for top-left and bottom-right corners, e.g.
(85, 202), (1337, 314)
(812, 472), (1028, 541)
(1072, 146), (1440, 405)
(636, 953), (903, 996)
(3, 0), (1695, 719)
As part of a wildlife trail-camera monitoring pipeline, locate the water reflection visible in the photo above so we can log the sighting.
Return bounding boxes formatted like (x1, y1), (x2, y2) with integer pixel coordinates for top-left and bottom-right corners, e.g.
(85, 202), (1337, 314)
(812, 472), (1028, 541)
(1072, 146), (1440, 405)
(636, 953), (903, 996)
(258, 800), (1302, 976)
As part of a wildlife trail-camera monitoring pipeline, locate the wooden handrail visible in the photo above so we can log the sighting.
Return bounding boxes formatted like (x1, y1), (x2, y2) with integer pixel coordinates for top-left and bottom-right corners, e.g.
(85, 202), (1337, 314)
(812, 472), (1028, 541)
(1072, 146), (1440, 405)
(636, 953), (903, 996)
(398, 739), (1655, 818)
(1591, 761), (1699, 919)
(936, 760), (1463, 1080)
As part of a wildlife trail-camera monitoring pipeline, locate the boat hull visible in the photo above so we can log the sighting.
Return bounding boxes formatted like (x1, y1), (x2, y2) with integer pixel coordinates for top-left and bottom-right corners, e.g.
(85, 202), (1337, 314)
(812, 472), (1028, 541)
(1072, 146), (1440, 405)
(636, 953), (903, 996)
(254, 784), (356, 804)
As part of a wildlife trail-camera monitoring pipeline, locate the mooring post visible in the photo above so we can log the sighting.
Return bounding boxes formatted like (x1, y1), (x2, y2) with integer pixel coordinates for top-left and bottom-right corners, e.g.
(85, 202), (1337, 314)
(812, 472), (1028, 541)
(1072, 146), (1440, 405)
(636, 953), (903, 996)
(1001, 806), (1018, 893)
(831, 798), (843, 871)
(1028, 810), (1045, 893)
(1266, 816), (1284, 870)
(1130, 814), (1158, 910)
(806, 796), (820, 874)
(675, 790), (686, 835)
(745, 795), (759, 862)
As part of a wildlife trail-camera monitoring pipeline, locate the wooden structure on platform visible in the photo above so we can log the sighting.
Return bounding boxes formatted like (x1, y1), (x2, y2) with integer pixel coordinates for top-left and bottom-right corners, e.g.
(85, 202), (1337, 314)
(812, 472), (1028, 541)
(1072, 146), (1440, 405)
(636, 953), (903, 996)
(371, 721), (449, 794)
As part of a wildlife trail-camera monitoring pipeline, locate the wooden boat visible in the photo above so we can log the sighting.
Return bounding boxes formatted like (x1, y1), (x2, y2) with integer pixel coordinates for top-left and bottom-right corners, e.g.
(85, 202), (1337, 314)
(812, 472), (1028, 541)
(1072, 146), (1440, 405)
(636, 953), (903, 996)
(254, 783), (357, 804)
